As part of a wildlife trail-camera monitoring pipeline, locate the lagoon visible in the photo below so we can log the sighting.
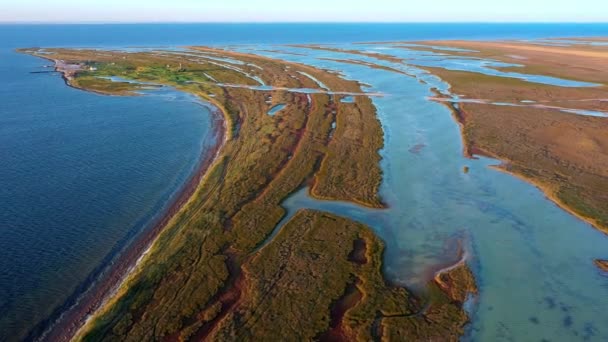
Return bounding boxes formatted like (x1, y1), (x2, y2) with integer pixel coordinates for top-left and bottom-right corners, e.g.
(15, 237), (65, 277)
(2, 23), (608, 340)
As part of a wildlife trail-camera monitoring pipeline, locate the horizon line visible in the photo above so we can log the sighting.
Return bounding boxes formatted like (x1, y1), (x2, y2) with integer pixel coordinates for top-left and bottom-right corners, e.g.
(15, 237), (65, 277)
(2, 21), (608, 25)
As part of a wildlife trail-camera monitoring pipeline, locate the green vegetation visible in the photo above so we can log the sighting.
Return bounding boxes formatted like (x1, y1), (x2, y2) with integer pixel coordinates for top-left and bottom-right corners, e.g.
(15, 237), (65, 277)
(70, 76), (141, 95)
(437, 85), (608, 235)
(413, 55), (608, 235)
(311, 87), (385, 207)
(459, 101), (608, 234)
(422, 66), (608, 113)
(22, 47), (475, 341)
(204, 210), (474, 341)
(557, 186), (608, 231)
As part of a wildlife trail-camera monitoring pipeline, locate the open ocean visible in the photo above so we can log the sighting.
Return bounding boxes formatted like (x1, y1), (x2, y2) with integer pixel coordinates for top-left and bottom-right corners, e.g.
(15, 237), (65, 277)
(1, 23), (608, 341)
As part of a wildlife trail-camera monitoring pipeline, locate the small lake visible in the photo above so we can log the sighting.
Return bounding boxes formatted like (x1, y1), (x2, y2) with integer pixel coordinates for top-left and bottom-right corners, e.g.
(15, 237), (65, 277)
(267, 103), (286, 116)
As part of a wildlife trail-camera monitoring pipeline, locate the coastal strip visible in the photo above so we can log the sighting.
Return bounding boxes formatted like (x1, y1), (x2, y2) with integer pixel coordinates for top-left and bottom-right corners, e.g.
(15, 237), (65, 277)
(23, 54), (229, 342)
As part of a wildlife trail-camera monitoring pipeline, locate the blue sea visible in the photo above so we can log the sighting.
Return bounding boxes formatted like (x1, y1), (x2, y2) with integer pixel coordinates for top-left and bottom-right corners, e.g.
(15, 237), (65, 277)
(1, 23), (608, 341)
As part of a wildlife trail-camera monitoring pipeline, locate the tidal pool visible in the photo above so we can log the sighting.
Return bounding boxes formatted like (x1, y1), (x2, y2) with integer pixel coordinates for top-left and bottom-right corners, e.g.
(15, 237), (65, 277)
(340, 95), (355, 103)
(237, 44), (608, 341)
(267, 103), (286, 116)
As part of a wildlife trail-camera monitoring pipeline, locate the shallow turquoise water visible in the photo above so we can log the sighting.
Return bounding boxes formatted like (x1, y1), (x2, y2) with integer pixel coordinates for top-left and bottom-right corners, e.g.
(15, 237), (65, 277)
(2, 24), (608, 340)
(241, 44), (608, 341)
(267, 103), (286, 116)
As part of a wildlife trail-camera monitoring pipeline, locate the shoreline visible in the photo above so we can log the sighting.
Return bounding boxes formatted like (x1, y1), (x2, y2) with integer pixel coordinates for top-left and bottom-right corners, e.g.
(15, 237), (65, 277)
(489, 163), (607, 236)
(432, 245), (470, 290)
(429, 82), (608, 236)
(29, 57), (229, 342)
(23, 47), (473, 341)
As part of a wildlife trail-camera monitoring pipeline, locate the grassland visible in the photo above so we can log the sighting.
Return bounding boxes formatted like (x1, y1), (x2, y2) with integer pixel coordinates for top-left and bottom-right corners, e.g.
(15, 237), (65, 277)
(455, 101), (608, 232)
(299, 41), (608, 271)
(414, 62), (608, 237)
(21, 47), (476, 341)
(415, 40), (608, 84)
(422, 67), (608, 113)
(292, 41), (608, 232)
(183, 209), (475, 341)
(389, 41), (608, 241)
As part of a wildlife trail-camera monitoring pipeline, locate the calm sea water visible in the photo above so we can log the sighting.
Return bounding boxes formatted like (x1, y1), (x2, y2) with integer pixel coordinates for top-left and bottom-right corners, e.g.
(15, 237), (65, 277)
(1, 23), (608, 341)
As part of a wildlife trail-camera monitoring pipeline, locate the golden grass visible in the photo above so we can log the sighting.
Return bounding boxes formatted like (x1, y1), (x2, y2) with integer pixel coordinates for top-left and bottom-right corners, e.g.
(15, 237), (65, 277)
(414, 40), (608, 85)
(411, 41), (608, 236)
(19, 47), (474, 341)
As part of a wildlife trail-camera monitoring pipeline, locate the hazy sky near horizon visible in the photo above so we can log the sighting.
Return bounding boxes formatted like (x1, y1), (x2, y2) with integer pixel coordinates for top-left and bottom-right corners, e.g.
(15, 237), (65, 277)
(2, 0), (607, 23)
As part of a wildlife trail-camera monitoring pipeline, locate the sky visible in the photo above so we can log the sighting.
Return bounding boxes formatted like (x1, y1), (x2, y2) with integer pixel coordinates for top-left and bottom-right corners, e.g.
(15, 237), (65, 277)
(1, 0), (607, 23)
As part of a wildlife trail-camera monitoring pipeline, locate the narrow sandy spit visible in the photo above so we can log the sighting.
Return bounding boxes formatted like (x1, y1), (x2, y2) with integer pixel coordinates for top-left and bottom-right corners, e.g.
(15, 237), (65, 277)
(29, 58), (229, 342)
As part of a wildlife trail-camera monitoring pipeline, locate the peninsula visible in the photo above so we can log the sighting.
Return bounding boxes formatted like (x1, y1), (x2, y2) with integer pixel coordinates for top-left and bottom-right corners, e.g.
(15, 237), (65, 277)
(21, 37), (608, 342)
(21, 47), (476, 341)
